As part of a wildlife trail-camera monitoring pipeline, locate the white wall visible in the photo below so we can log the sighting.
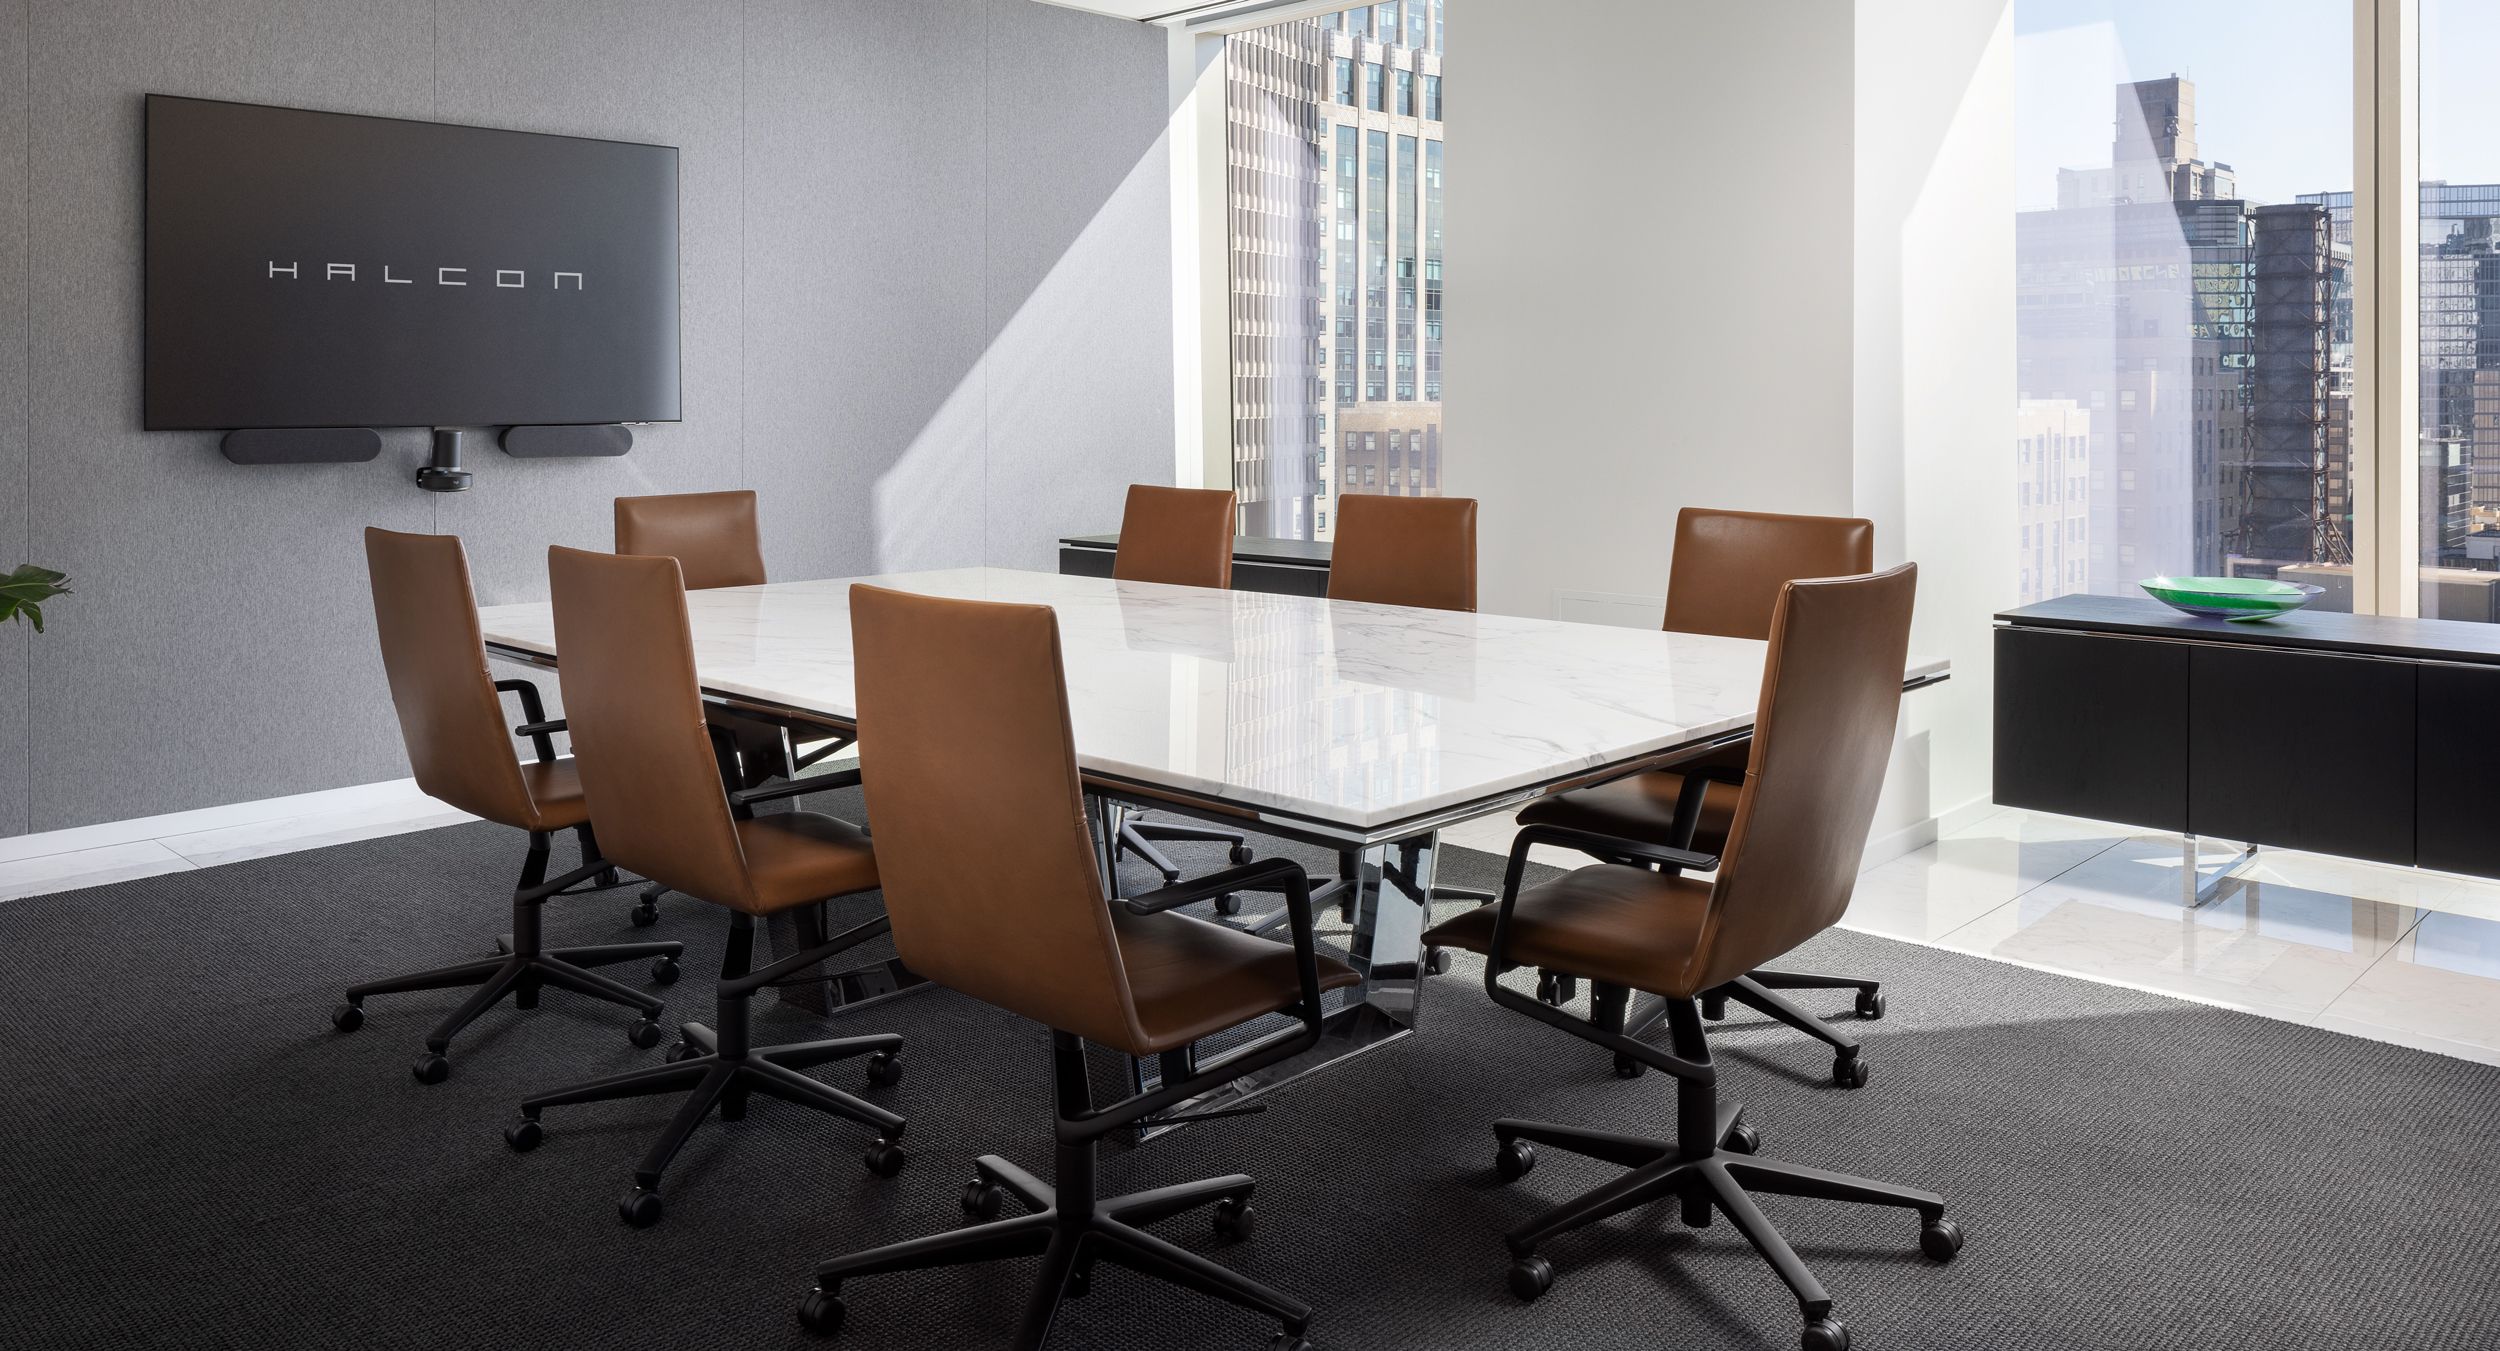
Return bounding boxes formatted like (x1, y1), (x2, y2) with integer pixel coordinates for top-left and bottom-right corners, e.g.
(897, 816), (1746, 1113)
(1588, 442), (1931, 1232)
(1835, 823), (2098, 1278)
(1446, 0), (2014, 847)
(1443, 0), (1857, 622)
(1856, 0), (2016, 840)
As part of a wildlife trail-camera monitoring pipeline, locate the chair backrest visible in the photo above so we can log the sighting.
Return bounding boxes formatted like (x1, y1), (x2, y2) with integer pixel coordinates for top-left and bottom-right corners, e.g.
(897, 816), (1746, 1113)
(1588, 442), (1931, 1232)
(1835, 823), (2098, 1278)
(1113, 484), (1237, 589)
(1662, 507), (1875, 641)
(545, 545), (758, 909)
(614, 490), (768, 590)
(364, 528), (539, 828)
(849, 583), (1151, 1053)
(1685, 564), (1917, 994)
(1327, 494), (1478, 612)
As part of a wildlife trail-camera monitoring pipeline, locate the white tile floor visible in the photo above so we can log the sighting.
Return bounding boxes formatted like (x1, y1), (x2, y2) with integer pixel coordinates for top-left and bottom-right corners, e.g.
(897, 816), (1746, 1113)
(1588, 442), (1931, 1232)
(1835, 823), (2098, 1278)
(7, 789), (2495, 1068)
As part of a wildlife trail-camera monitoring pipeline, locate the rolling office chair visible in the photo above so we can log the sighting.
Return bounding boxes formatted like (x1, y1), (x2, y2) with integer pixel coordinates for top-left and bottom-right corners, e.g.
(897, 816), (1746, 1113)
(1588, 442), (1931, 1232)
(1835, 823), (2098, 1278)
(1423, 564), (1961, 1351)
(1103, 485), (1261, 890)
(336, 529), (685, 1085)
(503, 547), (908, 1229)
(1519, 508), (1890, 1086)
(798, 583), (1359, 1350)
(613, 490), (849, 927)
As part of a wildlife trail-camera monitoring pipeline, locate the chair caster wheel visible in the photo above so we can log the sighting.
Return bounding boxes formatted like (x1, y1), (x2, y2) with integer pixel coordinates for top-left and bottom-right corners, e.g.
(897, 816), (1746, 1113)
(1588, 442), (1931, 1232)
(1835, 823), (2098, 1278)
(1229, 844), (1255, 865)
(865, 1051), (903, 1088)
(864, 1139), (907, 1178)
(1701, 993), (1727, 1020)
(1802, 1317), (1852, 1351)
(961, 1180), (1004, 1221)
(665, 1039), (702, 1064)
(1854, 988), (1885, 1020)
(1832, 1053), (1868, 1089)
(1532, 972), (1577, 1006)
(1920, 1215), (1963, 1262)
(1269, 1335), (1314, 1351)
(504, 1118), (544, 1153)
(1508, 1253), (1554, 1302)
(1064, 1264), (1093, 1298)
(630, 902), (660, 927)
(1425, 947), (1452, 976)
(1213, 893), (1242, 916)
(411, 1052), (450, 1085)
(596, 867), (622, 888)
(1494, 1138), (1536, 1182)
(649, 956), (680, 986)
(330, 1002), (364, 1033)
(1612, 1052), (1646, 1080)
(1723, 1122), (1762, 1155)
(628, 1018), (665, 1050)
(796, 1289), (846, 1336)
(618, 1188), (664, 1228)
(1213, 1197), (1257, 1242)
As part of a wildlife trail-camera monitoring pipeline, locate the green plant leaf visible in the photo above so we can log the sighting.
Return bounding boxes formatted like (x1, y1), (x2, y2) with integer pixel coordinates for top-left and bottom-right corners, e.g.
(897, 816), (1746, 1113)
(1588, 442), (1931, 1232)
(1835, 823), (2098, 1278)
(0, 563), (68, 629)
(6, 564), (65, 587)
(17, 601), (37, 633)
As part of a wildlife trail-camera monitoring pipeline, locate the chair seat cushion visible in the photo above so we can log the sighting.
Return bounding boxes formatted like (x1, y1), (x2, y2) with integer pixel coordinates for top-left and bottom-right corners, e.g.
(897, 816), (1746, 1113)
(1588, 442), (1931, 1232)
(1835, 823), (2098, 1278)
(1110, 906), (1362, 1055)
(1423, 864), (1717, 999)
(731, 811), (881, 914)
(515, 758), (591, 833)
(1518, 769), (1738, 857)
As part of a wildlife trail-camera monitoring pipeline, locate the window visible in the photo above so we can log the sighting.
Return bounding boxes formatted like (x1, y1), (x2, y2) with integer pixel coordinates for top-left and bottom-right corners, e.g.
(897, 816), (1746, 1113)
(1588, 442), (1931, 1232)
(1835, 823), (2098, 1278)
(1224, 9), (1447, 542)
(2017, 7), (2354, 607)
(2417, 0), (2500, 620)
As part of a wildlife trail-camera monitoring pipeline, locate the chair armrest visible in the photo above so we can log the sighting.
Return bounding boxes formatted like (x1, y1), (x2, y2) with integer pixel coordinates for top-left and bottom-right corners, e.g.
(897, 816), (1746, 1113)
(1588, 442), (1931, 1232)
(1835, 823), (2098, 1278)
(728, 765), (864, 810)
(1669, 765), (1744, 852)
(1512, 822), (1720, 874)
(1060, 856), (1327, 1143)
(1120, 859), (1294, 915)
(1480, 828), (1715, 1085)
(494, 679), (559, 763)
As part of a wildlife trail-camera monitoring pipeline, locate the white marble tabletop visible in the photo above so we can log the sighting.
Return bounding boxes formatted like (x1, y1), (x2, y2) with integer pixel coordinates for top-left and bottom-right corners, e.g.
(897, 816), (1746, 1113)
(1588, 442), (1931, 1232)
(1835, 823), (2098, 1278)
(479, 567), (1947, 838)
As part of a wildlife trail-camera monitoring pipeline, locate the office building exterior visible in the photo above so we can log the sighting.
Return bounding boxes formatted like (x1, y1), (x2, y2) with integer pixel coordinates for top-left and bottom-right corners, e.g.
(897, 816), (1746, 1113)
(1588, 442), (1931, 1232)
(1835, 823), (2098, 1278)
(1224, 3), (1444, 542)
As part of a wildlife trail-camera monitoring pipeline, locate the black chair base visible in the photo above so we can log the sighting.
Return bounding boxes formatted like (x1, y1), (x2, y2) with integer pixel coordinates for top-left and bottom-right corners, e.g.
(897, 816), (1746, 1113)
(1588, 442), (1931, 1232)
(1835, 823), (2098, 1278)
(1491, 1000), (1960, 1351)
(507, 910), (905, 1227)
(332, 828), (683, 1085)
(1116, 817), (1254, 886)
(1626, 970), (1882, 1087)
(801, 1031), (1314, 1351)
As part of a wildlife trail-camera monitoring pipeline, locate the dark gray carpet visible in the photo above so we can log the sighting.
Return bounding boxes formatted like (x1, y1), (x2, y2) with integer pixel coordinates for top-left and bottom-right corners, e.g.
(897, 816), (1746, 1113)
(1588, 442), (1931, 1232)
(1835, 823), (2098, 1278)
(2, 792), (2496, 1351)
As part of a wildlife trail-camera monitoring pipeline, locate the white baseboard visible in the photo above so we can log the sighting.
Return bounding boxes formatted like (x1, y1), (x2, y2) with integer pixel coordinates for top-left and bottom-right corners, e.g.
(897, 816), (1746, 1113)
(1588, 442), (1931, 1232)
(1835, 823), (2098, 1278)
(0, 777), (445, 866)
(1858, 794), (1995, 872)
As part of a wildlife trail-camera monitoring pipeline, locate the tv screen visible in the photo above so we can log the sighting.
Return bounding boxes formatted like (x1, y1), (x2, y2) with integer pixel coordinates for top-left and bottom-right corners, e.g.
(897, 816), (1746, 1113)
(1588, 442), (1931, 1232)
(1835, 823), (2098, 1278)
(144, 95), (680, 431)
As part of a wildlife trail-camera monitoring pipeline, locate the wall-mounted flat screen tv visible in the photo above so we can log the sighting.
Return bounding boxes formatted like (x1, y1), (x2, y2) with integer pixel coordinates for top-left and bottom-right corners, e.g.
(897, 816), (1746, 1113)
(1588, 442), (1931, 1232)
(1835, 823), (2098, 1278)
(144, 95), (680, 431)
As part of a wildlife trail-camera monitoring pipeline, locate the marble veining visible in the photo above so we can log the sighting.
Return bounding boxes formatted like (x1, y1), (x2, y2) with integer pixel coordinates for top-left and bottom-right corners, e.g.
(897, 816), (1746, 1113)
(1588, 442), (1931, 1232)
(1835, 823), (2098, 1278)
(479, 568), (1948, 833)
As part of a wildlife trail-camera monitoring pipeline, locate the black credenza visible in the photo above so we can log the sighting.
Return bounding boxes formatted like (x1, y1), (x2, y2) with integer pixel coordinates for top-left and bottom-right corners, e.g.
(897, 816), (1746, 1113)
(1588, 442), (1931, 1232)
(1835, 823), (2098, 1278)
(1057, 533), (1331, 598)
(1995, 594), (2500, 878)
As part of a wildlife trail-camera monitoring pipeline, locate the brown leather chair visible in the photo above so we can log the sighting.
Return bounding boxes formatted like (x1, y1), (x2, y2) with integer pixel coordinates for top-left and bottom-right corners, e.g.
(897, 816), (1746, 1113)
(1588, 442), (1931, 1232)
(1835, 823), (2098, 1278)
(504, 547), (908, 1229)
(1327, 492), (1478, 614)
(1422, 565), (1960, 1351)
(1516, 507), (1887, 1083)
(338, 529), (685, 1084)
(1104, 484), (1262, 891)
(797, 583), (1359, 1351)
(614, 489), (767, 590)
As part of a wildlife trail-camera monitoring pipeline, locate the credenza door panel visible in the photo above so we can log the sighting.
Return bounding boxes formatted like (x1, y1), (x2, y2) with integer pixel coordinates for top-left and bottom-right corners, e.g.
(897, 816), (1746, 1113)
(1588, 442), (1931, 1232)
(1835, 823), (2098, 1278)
(2416, 663), (2500, 877)
(2187, 645), (2415, 867)
(1994, 626), (2187, 832)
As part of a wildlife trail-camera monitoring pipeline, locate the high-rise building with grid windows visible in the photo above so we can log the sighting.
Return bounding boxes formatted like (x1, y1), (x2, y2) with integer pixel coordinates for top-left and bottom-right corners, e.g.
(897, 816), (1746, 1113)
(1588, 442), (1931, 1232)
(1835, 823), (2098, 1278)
(1224, 3), (1443, 542)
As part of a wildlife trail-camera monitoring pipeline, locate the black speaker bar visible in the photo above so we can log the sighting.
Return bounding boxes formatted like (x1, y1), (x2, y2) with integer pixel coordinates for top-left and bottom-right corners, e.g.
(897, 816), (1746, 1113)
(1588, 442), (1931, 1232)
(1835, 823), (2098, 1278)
(220, 427), (383, 465)
(500, 424), (634, 458)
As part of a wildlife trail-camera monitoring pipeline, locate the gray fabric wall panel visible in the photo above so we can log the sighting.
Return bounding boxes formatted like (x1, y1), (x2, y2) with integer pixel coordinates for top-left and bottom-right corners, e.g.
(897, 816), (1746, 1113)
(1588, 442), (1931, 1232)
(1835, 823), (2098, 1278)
(979, 0), (1172, 570)
(2, 0), (28, 835)
(22, 0), (437, 831)
(741, 0), (989, 583)
(7, 0), (1173, 835)
(429, 0), (748, 608)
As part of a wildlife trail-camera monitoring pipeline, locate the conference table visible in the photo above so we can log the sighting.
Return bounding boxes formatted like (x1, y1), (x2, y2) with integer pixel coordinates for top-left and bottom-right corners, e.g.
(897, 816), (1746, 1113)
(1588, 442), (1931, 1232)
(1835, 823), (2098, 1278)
(479, 566), (1947, 1140)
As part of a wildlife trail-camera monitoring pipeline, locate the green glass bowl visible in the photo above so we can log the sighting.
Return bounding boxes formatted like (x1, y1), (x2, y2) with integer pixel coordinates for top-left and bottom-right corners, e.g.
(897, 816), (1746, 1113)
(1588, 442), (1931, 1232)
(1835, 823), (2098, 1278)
(2139, 576), (2325, 622)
